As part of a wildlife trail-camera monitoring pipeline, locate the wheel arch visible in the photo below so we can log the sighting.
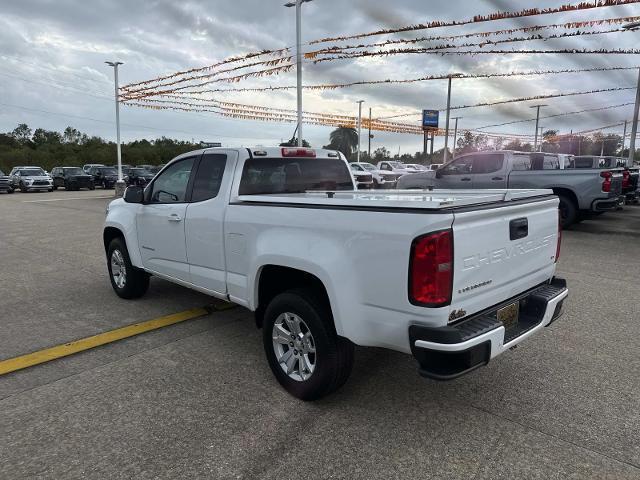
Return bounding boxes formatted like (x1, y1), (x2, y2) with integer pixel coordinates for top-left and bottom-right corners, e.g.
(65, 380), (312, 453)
(254, 265), (334, 332)
(551, 187), (578, 209)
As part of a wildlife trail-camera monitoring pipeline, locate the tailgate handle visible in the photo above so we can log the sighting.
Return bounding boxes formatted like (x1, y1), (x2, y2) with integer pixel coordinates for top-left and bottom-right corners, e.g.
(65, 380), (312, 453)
(509, 218), (528, 240)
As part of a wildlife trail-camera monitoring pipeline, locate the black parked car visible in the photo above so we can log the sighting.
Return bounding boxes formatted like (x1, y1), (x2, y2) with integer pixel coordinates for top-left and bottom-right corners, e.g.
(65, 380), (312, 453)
(51, 167), (95, 191)
(89, 166), (119, 189)
(123, 167), (155, 187)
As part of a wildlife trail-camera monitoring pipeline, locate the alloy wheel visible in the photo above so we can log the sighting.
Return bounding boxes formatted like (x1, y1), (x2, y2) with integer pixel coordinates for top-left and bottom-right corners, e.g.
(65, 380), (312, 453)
(272, 312), (316, 382)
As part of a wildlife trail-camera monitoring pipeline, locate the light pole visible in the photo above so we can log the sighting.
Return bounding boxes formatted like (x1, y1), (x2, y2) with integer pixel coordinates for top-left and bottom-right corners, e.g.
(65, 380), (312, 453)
(368, 107), (372, 158)
(622, 22), (640, 162)
(105, 61), (126, 196)
(622, 119), (628, 156)
(356, 100), (365, 162)
(285, 0), (312, 147)
(443, 74), (461, 164)
(452, 117), (462, 159)
(530, 104), (547, 152)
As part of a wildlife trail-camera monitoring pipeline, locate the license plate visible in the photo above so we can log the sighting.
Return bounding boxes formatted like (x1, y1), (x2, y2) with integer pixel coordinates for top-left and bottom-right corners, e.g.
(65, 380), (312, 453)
(497, 302), (519, 330)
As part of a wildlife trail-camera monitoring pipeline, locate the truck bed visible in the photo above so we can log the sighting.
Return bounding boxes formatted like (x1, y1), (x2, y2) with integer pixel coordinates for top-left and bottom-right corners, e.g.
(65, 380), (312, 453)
(236, 188), (554, 210)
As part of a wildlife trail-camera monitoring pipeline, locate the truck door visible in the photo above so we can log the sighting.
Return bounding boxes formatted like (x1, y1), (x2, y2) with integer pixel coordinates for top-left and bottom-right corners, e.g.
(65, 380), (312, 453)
(471, 153), (507, 188)
(137, 156), (198, 282)
(435, 155), (474, 188)
(184, 151), (237, 294)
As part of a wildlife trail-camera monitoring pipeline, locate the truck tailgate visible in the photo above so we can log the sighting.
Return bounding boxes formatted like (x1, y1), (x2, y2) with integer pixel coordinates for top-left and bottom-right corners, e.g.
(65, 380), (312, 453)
(449, 197), (559, 321)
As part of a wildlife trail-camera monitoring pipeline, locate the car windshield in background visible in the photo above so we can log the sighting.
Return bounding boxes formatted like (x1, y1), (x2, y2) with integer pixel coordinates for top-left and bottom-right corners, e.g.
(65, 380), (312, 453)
(98, 168), (117, 175)
(130, 168), (151, 175)
(64, 168), (84, 175)
(19, 169), (45, 176)
(388, 161), (404, 168)
(239, 157), (354, 195)
(360, 163), (377, 171)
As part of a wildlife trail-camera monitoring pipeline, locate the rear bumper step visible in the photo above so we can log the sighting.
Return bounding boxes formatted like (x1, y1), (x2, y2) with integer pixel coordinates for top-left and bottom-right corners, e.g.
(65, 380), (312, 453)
(409, 278), (568, 381)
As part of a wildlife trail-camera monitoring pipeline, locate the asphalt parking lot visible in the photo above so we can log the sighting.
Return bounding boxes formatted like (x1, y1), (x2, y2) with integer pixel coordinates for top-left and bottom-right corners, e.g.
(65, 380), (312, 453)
(1, 189), (639, 479)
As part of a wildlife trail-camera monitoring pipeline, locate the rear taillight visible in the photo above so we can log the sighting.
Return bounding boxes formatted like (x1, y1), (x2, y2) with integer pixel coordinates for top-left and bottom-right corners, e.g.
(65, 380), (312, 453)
(409, 230), (453, 307)
(600, 171), (612, 192)
(622, 170), (630, 189)
(556, 210), (562, 263)
(281, 147), (316, 158)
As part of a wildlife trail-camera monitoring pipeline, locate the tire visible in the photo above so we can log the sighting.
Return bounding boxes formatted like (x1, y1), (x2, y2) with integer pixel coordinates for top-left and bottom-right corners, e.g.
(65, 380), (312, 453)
(7, 187), (14, 194)
(52, 185), (58, 191)
(263, 288), (354, 401)
(48, 188), (53, 192)
(107, 237), (150, 299)
(557, 194), (577, 228)
(20, 182), (28, 193)
(89, 183), (95, 191)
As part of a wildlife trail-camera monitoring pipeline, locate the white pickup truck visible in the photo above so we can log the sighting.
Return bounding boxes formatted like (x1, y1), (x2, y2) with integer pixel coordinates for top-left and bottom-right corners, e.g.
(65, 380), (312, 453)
(103, 147), (568, 400)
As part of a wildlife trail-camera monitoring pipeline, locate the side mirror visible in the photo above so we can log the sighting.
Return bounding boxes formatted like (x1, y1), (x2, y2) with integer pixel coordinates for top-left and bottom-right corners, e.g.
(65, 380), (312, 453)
(124, 185), (144, 203)
(435, 170), (443, 179)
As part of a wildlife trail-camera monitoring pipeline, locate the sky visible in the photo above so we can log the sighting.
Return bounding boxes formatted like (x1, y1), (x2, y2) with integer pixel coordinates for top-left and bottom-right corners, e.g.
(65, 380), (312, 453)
(1, 0), (640, 154)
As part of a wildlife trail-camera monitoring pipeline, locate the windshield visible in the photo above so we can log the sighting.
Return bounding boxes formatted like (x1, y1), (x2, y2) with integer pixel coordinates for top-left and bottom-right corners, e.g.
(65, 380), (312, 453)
(64, 168), (84, 175)
(360, 163), (376, 171)
(98, 168), (117, 175)
(239, 157), (354, 195)
(388, 161), (404, 168)
(130, 168), (151, 175)
(19, 169), (45, 176)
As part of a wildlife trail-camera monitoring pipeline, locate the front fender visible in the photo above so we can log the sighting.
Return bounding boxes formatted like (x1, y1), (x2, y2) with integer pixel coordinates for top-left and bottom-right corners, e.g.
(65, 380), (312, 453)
(104, 199), (143, 268)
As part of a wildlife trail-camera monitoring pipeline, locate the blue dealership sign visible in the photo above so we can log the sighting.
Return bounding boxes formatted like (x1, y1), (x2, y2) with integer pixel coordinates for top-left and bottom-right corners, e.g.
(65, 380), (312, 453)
(422, 109), (439, 130)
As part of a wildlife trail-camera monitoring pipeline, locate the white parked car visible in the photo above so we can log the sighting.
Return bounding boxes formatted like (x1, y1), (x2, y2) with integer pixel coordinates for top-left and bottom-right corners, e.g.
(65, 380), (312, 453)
(104, 146), (568, 400)
(350, 162), (399, 188)
(404, 163), (428, 172)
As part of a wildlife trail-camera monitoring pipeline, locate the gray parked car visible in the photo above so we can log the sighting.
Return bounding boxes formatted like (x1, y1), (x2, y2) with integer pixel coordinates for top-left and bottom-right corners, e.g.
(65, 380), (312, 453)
(397, 151), (623, 227)
(0, 169), (13, 193)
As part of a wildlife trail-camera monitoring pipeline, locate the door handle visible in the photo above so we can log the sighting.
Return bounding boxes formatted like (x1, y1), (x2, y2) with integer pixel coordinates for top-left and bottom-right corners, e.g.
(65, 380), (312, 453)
(492, 177), (504, 181)
(460, 177), (471, 182)
(168, 213), (182, 222)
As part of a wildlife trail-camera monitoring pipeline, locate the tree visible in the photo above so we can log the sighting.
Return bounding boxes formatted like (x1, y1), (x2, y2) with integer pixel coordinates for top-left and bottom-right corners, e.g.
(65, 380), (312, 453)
(372, 146), (390, 161)
(32, 128), (62, 146)
(63, 126), (83, 144)
(11, 124), (32, 145)
(325, 127), (358, 158)
(280, 138), (310, 147)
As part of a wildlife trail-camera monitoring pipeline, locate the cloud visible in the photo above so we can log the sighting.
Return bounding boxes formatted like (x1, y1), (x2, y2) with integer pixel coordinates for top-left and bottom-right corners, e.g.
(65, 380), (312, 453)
(1, 0), (637, 153)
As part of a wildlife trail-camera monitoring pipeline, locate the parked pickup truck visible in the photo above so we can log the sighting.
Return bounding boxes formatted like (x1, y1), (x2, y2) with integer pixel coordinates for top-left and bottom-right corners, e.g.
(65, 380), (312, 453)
(397, 150), (622, 227)
(0, 169), (12, 193)
(103, 147), (568, 400)
(568, 156), (639, 204)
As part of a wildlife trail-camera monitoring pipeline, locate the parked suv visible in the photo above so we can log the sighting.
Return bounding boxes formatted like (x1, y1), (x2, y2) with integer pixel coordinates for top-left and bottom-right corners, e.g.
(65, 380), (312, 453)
(349, 163), (374, 189)
(9, 167), (53, 192)
(123, 167), (155, 187)
(89, 166), (119, 189)
(0, 169), (12, 193)
(51, 167), (95, 191)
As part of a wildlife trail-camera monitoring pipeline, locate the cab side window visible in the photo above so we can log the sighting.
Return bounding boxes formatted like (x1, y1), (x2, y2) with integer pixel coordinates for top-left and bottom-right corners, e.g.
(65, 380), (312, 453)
(440, 157), (473, 175)
(149, 157), (195, 204)
(191, 154), (227, 202)
(473, 154), (504, 174)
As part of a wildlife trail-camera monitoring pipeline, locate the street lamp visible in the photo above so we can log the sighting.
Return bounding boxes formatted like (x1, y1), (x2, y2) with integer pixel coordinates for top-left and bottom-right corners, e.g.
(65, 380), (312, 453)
(105, 61), (126, 196)
(443, 73), (462, 164)
(530, 104), (547, 152)
(622, 22), (640, 163)
(284, 0), (313, 147)
(356, 100), (365, 162)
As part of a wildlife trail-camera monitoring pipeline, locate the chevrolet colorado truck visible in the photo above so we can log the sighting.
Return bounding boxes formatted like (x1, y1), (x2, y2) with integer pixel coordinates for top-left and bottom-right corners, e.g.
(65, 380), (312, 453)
(397, 150), (622, 227)
(103, 147), (568, 400)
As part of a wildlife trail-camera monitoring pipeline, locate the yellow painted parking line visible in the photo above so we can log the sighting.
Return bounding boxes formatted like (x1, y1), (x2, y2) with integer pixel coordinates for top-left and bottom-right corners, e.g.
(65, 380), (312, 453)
(0, 305), (226, 376)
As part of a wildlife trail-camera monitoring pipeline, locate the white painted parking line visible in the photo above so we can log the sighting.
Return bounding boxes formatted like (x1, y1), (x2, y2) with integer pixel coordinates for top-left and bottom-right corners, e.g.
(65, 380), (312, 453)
(22, 196), (115, 203)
